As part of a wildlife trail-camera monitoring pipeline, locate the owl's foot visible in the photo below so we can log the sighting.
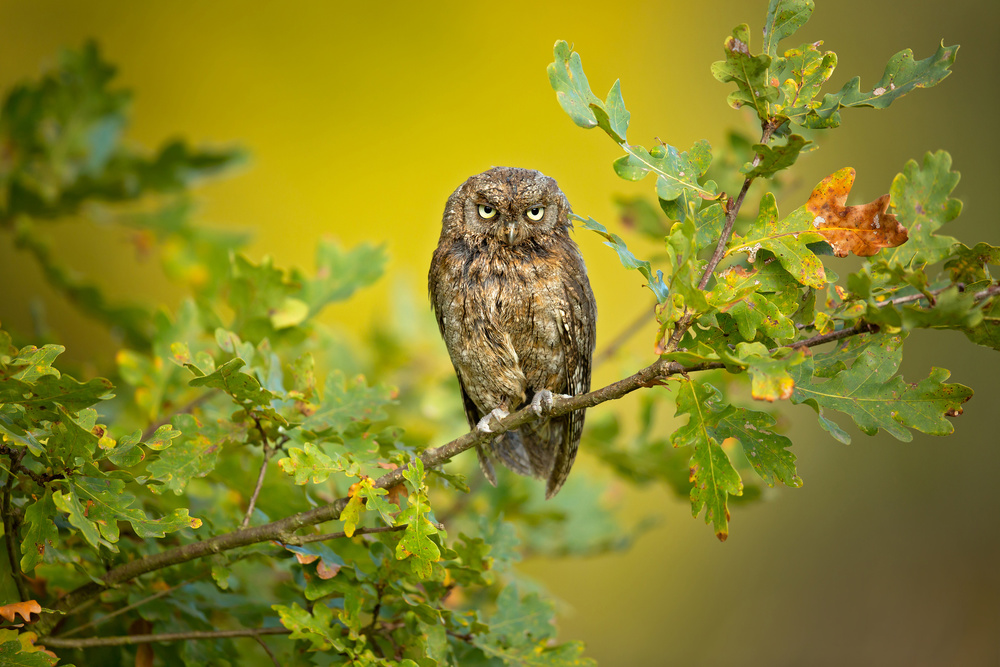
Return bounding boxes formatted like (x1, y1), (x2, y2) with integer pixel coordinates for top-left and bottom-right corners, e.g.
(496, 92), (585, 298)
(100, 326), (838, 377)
(476, 407), (510, 434)
(530, 389), (571, 417)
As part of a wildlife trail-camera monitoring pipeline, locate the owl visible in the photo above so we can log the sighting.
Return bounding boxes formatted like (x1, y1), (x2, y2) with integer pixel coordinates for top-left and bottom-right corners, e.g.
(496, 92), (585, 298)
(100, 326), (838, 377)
(428, 167), (597, 498)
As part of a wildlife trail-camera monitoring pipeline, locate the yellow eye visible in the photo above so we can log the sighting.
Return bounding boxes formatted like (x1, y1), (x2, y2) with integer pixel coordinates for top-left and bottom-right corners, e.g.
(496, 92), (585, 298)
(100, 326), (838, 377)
(526, 206), (545, 221)
(477, 204), (497, 219)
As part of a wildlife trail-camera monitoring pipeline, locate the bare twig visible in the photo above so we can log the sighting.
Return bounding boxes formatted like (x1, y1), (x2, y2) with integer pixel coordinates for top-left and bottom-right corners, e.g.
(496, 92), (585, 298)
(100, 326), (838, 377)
(41, 627), (292, 649)
(142, 391), (217, 440)
(698, 120), (779, 291)
(1, 458), (30, 603)
(595, 306), (656, 366)
(252, 633), (282, 667)
(283, 524), (406, 546)
(241, 416), (276, 529)
(37, 317), (883, 635)
(59, 573), (208, 638)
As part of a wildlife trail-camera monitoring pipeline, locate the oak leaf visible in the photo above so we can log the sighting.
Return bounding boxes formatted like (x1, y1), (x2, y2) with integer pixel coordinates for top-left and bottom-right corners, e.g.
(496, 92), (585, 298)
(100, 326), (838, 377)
(806, 168), (908, 257)
(0, 599), (42, 624)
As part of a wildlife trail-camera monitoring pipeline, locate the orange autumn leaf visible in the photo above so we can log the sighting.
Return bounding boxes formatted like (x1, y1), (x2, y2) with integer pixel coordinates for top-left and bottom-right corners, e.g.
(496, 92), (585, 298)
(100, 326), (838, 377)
(0, 599), (42, 623)
(806, 167), (908, 257)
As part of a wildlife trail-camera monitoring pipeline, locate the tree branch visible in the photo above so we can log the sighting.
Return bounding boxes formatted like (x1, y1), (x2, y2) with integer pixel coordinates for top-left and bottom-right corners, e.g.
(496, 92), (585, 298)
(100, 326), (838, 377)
(59, 573), (208, 638)
(41, 627), (292, 649)
(241, 416), (276, 529)
(697, 120), (779, 291)
(1, 457), (30, 603)
(38, 315), (883, 635)
(282, 524), (406, 546)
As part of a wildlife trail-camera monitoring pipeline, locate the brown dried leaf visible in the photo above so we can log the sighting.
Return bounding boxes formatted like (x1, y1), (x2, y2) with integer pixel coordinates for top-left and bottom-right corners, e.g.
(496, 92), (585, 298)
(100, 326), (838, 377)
(0, 599), (41, 623)
(806, 168), (908, 257)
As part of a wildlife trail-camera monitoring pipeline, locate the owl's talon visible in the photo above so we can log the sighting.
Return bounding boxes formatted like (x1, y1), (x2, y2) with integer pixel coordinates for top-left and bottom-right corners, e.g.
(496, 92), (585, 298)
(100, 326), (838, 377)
(476, 407), (509, 434)
(531, 389), (553, 417)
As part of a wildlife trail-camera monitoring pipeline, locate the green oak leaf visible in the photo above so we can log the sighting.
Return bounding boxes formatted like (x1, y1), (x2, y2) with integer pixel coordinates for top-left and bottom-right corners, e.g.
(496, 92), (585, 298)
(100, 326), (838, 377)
(20, 490), (59, 572)
(395, 458), (441, 578)
(547, 40), (603, 130)
(301, 370), (394, 436)
(187, 357), (274, 408)
(277, 441), (358, 485)
(339, 490), (365, 537)
(0, 629), (60, 667)
(774, 42), (838, 124)
(549, 40), (717, 204)
(733, 342), (809, 402)
(146, 413), (240, 494)
(728, 192), (826, 288)
(959, 293), (1000, 351)
(791, 333), (973, 442)
(62, 476), (201, 551)
(763, 0), (815, 58)
(802, 43), (958, 128)
(885, 150), (962, 267)
(576, 215), (668, 302)
(945, 242), (1000, 284)
(670, 380), (744, 540)
(295, 239), (387, 319)
(711, 24), (778, 120)
(717, 406), (801, 488)
(612, 139), (718, 203)
(272, 602), (345, 652)
(742, 134), (811, 178)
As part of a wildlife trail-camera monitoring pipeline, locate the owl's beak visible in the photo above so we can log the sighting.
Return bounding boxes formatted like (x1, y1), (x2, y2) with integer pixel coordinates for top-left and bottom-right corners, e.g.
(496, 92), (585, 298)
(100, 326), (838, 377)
(505, 223), (518, 246)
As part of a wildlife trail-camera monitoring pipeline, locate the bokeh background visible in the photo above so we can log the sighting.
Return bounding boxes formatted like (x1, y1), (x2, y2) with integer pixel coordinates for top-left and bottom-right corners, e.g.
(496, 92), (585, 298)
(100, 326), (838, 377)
(1, 1), (998, 665)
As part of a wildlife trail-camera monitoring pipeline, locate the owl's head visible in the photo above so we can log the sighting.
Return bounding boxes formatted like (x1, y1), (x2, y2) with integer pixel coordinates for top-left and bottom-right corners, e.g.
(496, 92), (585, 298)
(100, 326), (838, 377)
(444, 167), (571, 247)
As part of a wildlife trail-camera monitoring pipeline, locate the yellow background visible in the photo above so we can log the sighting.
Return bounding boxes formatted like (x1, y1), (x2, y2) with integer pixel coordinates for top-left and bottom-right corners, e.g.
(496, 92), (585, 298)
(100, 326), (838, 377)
(1, 1), (998, 664)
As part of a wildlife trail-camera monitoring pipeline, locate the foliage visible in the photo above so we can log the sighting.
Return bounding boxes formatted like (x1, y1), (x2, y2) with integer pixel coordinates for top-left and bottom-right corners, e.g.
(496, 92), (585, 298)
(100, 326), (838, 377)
(0, 1), (994, 665)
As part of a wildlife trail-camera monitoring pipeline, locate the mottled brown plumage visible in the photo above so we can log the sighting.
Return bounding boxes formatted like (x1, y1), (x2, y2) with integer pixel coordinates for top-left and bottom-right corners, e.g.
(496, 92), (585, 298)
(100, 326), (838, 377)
(428, 167), (597, 498)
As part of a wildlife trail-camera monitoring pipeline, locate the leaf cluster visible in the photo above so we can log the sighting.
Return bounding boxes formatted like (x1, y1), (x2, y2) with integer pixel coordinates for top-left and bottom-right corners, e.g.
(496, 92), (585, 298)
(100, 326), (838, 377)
(548, 0), (990, 541)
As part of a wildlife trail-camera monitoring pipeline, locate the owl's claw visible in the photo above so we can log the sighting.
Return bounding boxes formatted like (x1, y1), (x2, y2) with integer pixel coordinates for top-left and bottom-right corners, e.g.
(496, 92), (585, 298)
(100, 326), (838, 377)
(531, 389), (571, 417)
(476, 407), (510, 434)
(531, 389), (553, 417)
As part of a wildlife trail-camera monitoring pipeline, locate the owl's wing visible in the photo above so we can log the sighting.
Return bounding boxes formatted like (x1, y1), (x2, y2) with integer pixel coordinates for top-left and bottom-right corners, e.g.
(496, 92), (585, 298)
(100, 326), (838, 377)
(545, 262), (597, 498)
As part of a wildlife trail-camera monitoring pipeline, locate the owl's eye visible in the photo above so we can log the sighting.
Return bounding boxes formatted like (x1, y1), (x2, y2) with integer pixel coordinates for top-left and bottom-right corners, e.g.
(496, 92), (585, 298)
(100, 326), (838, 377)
(526, 206), (545, 221)
(477, 204), (497, 219)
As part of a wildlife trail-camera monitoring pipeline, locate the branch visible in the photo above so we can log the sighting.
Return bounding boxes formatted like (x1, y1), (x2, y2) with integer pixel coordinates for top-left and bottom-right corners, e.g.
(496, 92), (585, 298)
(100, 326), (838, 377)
(283, 524), (406, 546)
(241, 416), (276, 529)
(697, 120), (779, 290)
(38, 316), (882, 634)
(142, 391), (217, 440)
(594, 305), (656, 366)
(1, 457), (30, 603)
(59, 573), (207, 638)
(41, 627), (292, 649)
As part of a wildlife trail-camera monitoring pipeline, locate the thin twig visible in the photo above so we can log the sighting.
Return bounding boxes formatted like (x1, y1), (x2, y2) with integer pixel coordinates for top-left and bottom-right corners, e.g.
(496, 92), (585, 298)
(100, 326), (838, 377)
(283, 524), (406, 546)
(1, 457), (29, 603)
(242, 416), (275, 529)
(41, 627), (292, 648)
(252, 633), (282, 667)
(698, 120), (779, 291)
(142, 392), (217, 441)
(59, 573), (208, 638)
(594, 306), (656, 366)
(37, 317), (883, 634)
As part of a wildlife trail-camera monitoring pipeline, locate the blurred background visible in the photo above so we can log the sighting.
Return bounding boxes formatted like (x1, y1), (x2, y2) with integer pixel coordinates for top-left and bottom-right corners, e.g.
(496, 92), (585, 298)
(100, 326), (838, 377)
(1, 0), (997, 665)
